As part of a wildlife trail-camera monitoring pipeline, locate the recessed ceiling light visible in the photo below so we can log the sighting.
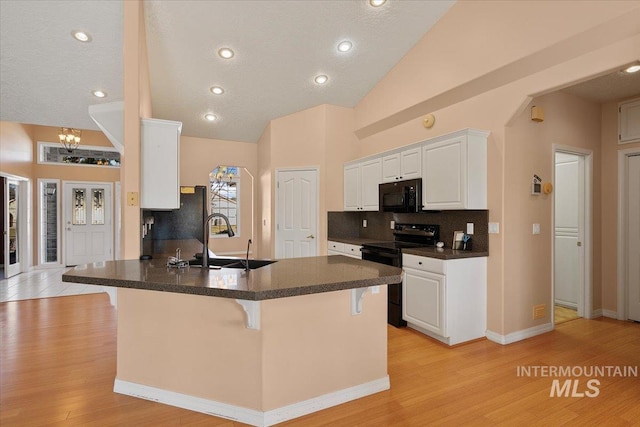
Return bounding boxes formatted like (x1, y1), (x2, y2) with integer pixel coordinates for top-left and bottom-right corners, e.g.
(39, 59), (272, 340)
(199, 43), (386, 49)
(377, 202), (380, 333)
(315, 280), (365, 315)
(369, 0), (387, 7)
(337, 41), (353, 53)
(92, 90), (106, 98)
(72, 30), (91, 42)
(314, 75), (329, 85)
(624, 65), (640, 74)
(204, 113), (217, 122)
(218, 48), (234, 59)
(210, 86), (225, 95)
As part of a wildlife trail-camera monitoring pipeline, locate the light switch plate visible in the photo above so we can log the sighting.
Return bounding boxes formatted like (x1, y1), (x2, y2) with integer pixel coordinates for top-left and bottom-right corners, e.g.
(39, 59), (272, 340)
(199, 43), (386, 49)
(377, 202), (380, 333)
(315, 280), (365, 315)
(390, 220), (395, 230)
(362, 219), (367, 228)
(127, 192), (139, 206)
(533, 223), (541, 234)
(466, 223), (474, 235)
(488, 222), (500, 234)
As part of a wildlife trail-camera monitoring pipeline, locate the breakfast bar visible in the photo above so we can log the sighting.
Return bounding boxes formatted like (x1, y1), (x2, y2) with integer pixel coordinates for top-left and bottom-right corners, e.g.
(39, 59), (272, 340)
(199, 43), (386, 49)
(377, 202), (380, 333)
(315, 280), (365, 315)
(63, 256), (402, 427)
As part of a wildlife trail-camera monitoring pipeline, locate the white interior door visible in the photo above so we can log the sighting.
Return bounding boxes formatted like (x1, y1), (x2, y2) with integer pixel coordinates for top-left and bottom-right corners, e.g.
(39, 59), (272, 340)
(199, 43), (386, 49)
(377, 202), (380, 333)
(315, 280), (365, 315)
(275, 169), (318, 259)
(554, 153), (584, 315)
(627, 155), (640, 321)
(4, 179), (22, 278)
(63, 182), (113, 266)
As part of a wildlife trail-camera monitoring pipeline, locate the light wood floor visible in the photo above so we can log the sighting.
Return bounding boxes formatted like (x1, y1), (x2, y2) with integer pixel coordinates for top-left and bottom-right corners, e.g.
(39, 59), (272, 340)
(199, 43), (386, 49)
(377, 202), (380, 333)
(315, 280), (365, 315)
(1, 294), (639, 426)
(555, 305), (580, 324)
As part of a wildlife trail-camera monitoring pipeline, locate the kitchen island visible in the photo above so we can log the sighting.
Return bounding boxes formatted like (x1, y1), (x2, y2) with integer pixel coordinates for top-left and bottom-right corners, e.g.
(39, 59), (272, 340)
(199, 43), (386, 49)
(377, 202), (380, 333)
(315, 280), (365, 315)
(63, 256), (402, 427)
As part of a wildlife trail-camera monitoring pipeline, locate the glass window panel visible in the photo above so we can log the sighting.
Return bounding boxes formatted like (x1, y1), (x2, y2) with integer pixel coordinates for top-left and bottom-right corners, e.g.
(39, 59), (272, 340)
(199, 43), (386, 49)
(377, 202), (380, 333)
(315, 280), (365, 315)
(209, 167), (240, 237)
(72, 188), (86, 225)
(41, 182), (59, 263)
(8, 183), (19, 265)
(92, 189), (105, 225)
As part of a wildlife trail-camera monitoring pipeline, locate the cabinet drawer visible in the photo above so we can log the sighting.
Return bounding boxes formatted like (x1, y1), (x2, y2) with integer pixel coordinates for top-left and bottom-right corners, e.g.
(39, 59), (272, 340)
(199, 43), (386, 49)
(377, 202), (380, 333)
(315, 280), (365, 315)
(328, 241), (345, 252)
(403, 253), (445, 274)
(344, 244), (362, 258)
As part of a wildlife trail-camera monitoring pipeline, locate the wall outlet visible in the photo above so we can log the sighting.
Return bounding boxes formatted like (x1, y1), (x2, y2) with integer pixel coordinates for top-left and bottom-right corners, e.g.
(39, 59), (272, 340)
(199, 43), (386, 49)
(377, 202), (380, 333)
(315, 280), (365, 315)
(488, 222), (500, 234)
(533, 304), (546, 319)
(362, 219), (367, 228)
(466, 222), (474, 235)
(533, 223), (541, 234)
(127, 192), (139, 206)
(390, 220), (395, 230)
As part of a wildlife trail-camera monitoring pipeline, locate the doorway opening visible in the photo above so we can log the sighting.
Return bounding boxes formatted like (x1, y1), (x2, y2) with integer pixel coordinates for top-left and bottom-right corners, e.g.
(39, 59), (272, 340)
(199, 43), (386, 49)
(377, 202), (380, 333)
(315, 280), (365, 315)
(553, 147), (593, 325)
(618, 149), (640, 322)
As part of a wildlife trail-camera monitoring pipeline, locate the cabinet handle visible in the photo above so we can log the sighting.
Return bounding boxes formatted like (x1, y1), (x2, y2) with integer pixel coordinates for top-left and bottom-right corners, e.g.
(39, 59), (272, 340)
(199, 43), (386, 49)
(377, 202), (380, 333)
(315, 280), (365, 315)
(418, 261), (422, 265)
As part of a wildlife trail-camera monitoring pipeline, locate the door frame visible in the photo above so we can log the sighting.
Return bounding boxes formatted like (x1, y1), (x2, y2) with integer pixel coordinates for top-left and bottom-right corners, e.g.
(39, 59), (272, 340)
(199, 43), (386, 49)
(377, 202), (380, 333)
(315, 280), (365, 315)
(1, 172), (31, 277)
(617, 147), (640, 320)
(551, 145), (593, 323)
(274, 167), (320, 258)
(62, 180), (114, 266)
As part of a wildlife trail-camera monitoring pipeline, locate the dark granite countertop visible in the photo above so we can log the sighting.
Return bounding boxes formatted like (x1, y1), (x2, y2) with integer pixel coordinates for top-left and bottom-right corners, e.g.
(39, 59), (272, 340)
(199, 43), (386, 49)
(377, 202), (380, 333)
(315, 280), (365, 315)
(62, 256), (403, 301)
(402, 247), (488, 260)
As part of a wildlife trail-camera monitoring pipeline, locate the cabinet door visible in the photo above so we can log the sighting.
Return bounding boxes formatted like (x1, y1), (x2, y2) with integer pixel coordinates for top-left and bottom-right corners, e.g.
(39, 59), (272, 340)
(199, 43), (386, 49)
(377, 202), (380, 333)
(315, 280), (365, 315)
(400, 147), (422, 180)
(343, 164), (361, 211)
(381, 153), (401, 183)
(403, 267), (446, 336)
(422, 137), (466, 210)
(141, 118), (182, 209)
(619, 98), (640, 143)
(360, 158), (382, 211)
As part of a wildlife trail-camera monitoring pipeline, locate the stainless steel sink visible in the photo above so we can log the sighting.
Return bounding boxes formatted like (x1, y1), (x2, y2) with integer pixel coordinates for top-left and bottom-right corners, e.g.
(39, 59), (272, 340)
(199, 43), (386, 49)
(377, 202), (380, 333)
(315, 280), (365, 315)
(190, 257), (276, 270)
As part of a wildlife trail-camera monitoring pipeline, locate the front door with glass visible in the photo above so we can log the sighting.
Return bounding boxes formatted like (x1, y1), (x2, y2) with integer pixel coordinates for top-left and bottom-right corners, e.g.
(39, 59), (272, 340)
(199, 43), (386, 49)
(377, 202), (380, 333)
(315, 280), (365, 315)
(63, 182), (113, 266)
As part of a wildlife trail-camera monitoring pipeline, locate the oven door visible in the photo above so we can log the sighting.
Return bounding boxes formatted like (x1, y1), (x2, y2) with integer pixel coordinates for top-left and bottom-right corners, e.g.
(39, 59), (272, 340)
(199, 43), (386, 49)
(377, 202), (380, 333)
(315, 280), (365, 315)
(361, 247), (400, 267)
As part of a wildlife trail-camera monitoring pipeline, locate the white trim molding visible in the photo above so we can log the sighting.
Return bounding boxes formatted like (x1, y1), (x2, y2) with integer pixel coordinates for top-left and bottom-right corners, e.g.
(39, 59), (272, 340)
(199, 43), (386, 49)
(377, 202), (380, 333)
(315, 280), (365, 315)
(486, 323), (553, 345)
(114, 376), (390, 427)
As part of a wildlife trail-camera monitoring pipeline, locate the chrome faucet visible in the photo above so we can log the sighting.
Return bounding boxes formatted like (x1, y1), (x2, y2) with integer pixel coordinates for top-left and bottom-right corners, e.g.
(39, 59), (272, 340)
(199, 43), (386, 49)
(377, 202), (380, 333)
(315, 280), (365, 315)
(202, 213), (235, 268)
(242, 239), (252, 271)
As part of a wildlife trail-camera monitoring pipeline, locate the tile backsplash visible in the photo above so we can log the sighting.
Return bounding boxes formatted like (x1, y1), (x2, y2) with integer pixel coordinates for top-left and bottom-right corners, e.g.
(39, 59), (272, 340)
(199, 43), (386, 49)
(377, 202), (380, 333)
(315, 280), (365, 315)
(328, 210), (489, 252)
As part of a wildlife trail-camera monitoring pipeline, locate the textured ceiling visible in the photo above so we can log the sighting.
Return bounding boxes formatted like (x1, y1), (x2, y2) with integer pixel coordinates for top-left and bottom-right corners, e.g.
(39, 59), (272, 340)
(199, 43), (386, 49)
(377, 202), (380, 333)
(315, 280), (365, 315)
(143, 0), (455, 142)
(0, 0), (123, 131)
(1, 1), (638, 145)
(561, 69), (640, 103)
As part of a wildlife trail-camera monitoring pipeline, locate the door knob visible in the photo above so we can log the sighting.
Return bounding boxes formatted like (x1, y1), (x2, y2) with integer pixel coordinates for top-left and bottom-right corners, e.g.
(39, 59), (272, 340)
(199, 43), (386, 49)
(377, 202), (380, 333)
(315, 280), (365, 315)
(577, 241), (582, 247)
(307, 234), (315, 239)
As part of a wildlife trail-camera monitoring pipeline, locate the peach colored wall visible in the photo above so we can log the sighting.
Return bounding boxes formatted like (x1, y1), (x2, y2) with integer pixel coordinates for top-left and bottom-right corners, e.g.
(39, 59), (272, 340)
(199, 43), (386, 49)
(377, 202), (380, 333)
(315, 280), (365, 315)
(259, 104), (358, 258)
(116, 286), (387, 412)
(0, 122), (34, 178)
(504, 92), (602, 330)
(601, 97), (640, 312)
(30, 125), (121, 266)
(263, 105), (327, 258)
(257, 123), (272, 259)
(179, 135), (258, 255)
(121, 0), (152, 260)
(342, 1), (640, 337)
(355, 1), (640, 137)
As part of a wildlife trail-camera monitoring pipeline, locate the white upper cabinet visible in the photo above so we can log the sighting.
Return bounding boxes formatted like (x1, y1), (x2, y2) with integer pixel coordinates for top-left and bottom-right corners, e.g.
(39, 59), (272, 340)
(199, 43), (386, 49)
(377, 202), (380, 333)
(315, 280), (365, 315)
(422, 129), (488, 210)
(619, 98), (640, 144)
(140, 118), (182, 209)
(382, 147), (422, 183)
(344, 158), (382, 211)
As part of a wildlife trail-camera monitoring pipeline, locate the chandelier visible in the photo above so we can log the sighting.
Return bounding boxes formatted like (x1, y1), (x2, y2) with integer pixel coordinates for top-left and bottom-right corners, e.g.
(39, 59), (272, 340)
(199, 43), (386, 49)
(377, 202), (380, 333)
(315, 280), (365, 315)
(58, 127), (81, 152)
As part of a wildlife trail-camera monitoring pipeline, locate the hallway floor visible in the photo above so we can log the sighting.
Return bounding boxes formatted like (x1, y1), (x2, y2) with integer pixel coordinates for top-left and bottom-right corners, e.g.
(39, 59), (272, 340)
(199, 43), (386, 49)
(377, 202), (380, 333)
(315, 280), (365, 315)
(0, 268), (104, 303)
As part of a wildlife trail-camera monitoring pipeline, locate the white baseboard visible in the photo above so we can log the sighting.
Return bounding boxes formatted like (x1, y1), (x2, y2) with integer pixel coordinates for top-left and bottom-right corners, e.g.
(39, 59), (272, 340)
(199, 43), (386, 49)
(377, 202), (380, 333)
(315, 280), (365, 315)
(114, 376), (390, 427)
(602, 309), (619, 319)
(486, 322), (553, 345)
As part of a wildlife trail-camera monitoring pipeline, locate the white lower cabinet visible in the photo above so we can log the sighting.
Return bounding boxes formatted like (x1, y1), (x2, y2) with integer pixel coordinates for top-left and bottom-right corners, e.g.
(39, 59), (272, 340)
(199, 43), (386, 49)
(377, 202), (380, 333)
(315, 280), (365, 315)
(327, 241), (362, 259)
(402, 253), (487, 345)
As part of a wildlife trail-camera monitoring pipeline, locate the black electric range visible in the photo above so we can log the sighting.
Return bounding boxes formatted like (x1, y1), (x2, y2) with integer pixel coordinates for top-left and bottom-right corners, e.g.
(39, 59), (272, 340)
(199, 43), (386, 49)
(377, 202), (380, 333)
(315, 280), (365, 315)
(361, 224), (440, 327)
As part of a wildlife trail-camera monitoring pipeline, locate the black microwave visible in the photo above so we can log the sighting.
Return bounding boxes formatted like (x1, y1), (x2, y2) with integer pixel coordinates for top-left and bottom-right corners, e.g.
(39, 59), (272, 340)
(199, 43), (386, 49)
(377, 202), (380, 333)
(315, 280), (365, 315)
(379, 179), (422, 213)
